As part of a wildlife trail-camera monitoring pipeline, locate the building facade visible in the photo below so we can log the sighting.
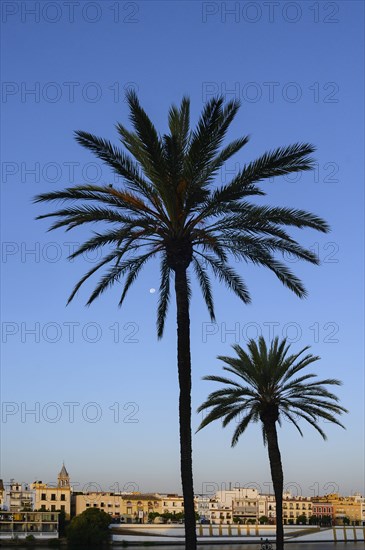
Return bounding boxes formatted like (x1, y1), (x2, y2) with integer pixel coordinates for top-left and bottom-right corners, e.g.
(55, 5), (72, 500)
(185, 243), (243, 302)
(74, 492), (162, 523)
(0, 511), (59, 539)
(0, 481), (4, 510)
(282, 494), (312, 524)
(311, 502), (334, 524)
(313, 494), (363, 525)
(31, 464), (71, 518)
(1, 481), (35, 513)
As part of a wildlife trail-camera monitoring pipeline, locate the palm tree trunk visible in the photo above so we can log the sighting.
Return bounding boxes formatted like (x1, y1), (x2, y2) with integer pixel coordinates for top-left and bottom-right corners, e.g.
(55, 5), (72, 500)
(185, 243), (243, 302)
(174, 266), (197, 550)
(264, 420), (284, 550)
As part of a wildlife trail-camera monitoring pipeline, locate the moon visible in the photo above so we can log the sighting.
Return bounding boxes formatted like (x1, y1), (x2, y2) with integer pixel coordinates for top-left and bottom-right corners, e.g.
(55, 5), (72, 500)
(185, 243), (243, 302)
(149, 288), (156, 294)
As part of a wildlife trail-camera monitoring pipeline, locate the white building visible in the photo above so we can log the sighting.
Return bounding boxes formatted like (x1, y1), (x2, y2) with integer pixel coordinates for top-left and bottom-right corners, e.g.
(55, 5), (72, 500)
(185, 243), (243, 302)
(195, 495), (210, 520)
(2, 481), (35, 512)
(208, 498), (233, 524)
(215, 487), (259, 509)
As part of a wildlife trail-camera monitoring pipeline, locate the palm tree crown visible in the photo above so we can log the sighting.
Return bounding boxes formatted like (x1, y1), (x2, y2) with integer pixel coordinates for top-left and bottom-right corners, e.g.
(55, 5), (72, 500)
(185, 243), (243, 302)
(34, 93), (328, 337)
(197, 336), (347, 443)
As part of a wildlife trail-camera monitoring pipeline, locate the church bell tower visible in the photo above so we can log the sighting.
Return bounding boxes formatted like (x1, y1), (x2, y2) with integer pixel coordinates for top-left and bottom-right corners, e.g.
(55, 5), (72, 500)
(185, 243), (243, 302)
(57, 463), (70, 488)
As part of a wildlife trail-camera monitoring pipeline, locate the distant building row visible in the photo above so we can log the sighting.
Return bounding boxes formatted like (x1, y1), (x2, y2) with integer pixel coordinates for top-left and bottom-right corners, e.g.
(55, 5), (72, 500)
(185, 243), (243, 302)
(1, 465), (364, 529)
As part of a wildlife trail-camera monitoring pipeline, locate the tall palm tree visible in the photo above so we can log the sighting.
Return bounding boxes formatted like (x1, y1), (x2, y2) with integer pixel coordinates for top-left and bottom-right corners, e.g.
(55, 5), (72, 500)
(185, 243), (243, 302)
(197, 337), (347, 550)
(34, 93), (329, 549)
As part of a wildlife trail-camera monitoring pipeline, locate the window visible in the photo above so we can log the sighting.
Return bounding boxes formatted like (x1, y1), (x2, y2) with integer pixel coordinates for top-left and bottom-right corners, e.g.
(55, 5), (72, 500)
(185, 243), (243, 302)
(60, 494), (66, 501)
(86, 504), (90, 507)
(61, 505), (65, 512)
(127, 507), (132, 514)
(51, 505), (56, 512)
(41, 493), (46, 501)
(51, 494), (56, 501)
(101, 502), (105, 507)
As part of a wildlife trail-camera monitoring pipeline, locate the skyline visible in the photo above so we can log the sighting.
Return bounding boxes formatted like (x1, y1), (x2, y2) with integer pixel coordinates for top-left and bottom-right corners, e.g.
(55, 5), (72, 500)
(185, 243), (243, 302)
(1, 0), (364, 498)
(1, 465), (364, 500)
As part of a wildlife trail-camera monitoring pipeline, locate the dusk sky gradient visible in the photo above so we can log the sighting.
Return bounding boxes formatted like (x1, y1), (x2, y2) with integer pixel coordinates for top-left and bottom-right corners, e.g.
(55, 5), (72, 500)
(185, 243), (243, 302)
(1, 1), (364, 498)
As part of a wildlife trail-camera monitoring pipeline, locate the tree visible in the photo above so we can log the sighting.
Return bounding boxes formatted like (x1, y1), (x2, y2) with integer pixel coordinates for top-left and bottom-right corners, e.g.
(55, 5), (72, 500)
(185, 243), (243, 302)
(148, 512), (161, 523)
(160, 512), (174, 523)
(58, 509), (68, 537)
(308, 515), (318, 525)
(66, 508), (111, 548)
(296, 514), (307, 525)
(321, 514), (332, 526)
(260, 515), (269, 524)
(197, 336), (347, 550)
(34, 93), (329, 550)
(233, 516), (243, 524)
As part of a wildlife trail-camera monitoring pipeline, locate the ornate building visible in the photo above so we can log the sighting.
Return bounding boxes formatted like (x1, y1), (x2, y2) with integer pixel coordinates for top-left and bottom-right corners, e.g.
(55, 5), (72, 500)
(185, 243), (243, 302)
(31, 464), (71, 519)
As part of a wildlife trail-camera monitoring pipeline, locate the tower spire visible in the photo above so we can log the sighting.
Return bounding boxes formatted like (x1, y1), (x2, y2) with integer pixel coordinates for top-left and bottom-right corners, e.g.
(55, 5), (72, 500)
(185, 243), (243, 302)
(58, 463), (70, 487)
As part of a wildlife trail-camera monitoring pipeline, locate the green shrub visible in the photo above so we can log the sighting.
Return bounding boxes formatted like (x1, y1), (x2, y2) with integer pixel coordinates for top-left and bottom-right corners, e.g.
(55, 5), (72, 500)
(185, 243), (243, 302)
(66, 508), (112, 549)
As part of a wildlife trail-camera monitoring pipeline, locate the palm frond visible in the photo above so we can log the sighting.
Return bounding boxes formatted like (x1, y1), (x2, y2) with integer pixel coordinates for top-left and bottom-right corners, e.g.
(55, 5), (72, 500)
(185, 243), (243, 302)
(238, 142), (317, 184)
(203, 143), (317, 210)
(38, 205), (141, 232)
(168, 96), (191, 154)
(125, 90), (167, 185)
(196, 252), (251, 304)
(157, 255), (172, 338)
(192, 257), (215, 321)
(231, 412), (256, 447)
(118, 252), (156, 307)
(185, 97), (240, 185)
(74, 130), (151, 194)
(67, 227), (148, 260)
(67, 250), (121, 304)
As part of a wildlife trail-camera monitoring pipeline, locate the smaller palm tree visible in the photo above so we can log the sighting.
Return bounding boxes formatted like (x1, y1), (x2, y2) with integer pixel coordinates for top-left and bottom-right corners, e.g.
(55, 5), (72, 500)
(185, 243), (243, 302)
(197, 337), (347, 550)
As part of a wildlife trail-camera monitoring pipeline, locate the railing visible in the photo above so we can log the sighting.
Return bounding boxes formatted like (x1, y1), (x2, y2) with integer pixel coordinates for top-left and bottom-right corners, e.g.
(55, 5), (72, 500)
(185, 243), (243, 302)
(111, 523), (365, 542)
(261, 537), (274, 550)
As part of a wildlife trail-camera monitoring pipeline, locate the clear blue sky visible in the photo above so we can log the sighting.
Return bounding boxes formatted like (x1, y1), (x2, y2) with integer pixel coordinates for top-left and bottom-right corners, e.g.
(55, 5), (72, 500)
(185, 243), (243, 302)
(1, 1), (364, 498)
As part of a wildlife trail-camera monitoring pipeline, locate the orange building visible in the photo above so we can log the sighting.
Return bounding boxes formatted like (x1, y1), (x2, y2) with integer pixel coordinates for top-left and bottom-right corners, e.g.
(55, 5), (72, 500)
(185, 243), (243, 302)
(313, 494), (362, 525)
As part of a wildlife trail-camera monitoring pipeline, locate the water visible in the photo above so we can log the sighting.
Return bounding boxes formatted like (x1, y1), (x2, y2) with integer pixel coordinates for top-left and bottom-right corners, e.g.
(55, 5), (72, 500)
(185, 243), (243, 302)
(125, 545), (360, 550)
(0, 545), (361, 550)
